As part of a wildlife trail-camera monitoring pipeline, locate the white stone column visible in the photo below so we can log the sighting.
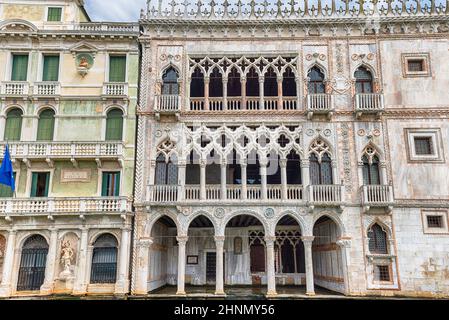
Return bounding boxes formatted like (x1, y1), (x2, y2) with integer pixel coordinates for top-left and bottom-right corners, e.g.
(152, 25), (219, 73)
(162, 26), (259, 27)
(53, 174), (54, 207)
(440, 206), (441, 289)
(221, 161), (227, 200)
(115, 227), (131, 294)
(336, 238), (351, 295)
(332, 160), (338, 184)
(260, 158), (268, 200)
(41, 228), (58, 294)
(200, 159), (206, 200)
(259, 77), (265, 110)
(204, 77), (210, 110)
(295, 77), (301, 111)
(178, 160), (186, 201)
(301, 159), (310, 200)
(277, 76), (283, 110)
(214, 236), (225, 295)
(280, 158), (288, 200)
(0, 230), (17, 297)
(73, 227), (89, 295)
(380, 162), (388, 185)
(265, 236), (277, 297)
(241, 78), (247, 110)
(302, 236), (315, 296)
(241, 162), (247, 200)
(132, 238), (152, 295)
(223, 78), (228, 110)
(176, 236), (188, 295)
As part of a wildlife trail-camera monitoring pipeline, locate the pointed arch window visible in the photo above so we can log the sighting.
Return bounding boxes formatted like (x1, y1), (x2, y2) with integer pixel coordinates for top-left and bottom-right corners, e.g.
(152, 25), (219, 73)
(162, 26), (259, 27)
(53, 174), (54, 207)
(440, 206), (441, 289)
(37, 109), (55, 141)
(105, 109), (123, 141)
(368, 224), (388, 254)
(282, 67), (296, 97)
(190, 67), (204, 98)
(308, 66), (325, 94)
(264, 67), (278, 97)
(246, 67), (259, 97)
(355, 66), (373, 93)
(4, 108), (23, 141)
(362, 154), (380, 185)
(209, 67), (223, 97)
(309, 153), (333, 185)
(155, 154), (178, 185)
(227, 67), (241, 97)
(162, 67), (179, 95)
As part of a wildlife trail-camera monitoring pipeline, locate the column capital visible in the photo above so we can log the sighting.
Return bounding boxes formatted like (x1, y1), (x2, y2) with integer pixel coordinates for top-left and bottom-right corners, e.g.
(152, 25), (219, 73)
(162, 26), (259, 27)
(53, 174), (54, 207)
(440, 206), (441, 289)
(214, 236), (226, 243)
(240, 159), (247, 167)
(300, 159), (310, 168)
(220, 159), (227, 167)
(279, 158), (287, 168)
(264, 236), (276, 245)
(301, 236), (315, 244)
(176, 236), (189, 244)
(138, 238), (154, 247)
(178, 160), (187, 167)
(200, 159), (207, 168)
(259, 158), (269, 167)
(336, 238), (351, 248)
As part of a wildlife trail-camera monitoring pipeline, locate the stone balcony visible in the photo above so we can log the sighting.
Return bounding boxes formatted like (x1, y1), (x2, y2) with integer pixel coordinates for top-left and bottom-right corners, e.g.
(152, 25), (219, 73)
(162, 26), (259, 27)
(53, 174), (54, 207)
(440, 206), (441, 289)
(154, 94), (181, 119)
(147, 184), (304, 204)
(306, 94), (334, 120)
(0, 197), (132, 220)
(33, 82), (61, 98)
(189, 96), (299, 111)
(0, 81), (30, 98)
(360, 185), (394, 213)
(0, 141), (124, 168)
(102, 82), (129, 99)
(354, 93), (385, 118)
(307, 184), (345, 211)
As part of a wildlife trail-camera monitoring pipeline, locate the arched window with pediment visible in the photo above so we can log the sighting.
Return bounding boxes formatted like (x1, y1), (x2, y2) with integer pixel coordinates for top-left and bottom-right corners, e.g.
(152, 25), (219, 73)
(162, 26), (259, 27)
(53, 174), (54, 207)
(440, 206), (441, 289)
(162, 67), (179, 95)
(355, 66), (373, 93)
(308, 66), (325, 94)
(368, 223), (388, 254)
(309, 139), (333, 185)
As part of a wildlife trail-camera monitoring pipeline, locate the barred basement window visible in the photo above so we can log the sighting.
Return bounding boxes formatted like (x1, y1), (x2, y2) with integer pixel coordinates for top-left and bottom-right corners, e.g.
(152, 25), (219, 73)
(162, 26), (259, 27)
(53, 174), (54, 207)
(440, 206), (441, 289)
(407, 59), (424, 72)
(374, 265), (391, 282)
(414, 137), (433, 155)
(427, 215), (443, 229)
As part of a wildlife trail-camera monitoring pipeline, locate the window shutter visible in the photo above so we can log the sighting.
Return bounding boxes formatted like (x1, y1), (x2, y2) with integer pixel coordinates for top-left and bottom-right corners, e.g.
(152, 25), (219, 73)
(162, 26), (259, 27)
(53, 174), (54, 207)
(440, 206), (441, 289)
(43, 56), (59, 81)
(43, 173), (50, 197)
(114, 172), (121, 196)
(37, 110), (55, 141)
(31, 173), (38, 197)
(109, 56), (126, 82)
(47, 7), (62, 21)
(101, 173), (109, 197)
(105, 110), (123, 141)
(4, 109), (23, 141)
(11, 55), (28, 81)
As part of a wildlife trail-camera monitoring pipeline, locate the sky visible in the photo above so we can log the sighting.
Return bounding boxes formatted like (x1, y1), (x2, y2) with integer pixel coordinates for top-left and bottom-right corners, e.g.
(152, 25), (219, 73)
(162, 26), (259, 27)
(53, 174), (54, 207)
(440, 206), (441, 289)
(84, 0), (146, 22)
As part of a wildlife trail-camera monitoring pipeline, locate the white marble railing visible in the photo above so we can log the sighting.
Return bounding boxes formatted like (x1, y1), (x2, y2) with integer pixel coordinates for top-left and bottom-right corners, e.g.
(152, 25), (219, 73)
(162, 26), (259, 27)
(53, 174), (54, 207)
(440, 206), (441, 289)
(209, 98), (224, 111)
(190, 98), (205, 111)
(1, 81), (29, 95)
(354, 93), (384, 111)
(154, 94), (181, 112)
(308, 184), (344, 205)
(0, 142), (124, 159)
(188, 97), (301, 111)
(103, 82), (128, 96)
(361, 185), (393, 206)
(307, 94), (333, 112)
(283, 97), (298, 110)
(34, 82), (60, 96)
(227, 97), (242, 110)
(246, 97), (260, 110)
(149, 184), (304, 203)
(75, 23), (139, 33)
(0, 197), (131, 215)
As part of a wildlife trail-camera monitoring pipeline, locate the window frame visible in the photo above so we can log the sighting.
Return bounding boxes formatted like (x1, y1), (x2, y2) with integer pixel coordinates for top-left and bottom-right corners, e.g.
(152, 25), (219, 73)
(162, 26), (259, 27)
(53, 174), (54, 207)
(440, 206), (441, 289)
(107, 54), (128, 83)
(422, 210), (449, 234)
(373, 264), (393, 284)
(46, 6), (63, 22)
(405, 128), (444, 163)
(9, 53), (30, 82)
(4, 108), (23, 141)
(38, 52), (61, 82)
(401, 53), (431, 78)
(28, 170), (52, 198)
(98, 170), (122, 197)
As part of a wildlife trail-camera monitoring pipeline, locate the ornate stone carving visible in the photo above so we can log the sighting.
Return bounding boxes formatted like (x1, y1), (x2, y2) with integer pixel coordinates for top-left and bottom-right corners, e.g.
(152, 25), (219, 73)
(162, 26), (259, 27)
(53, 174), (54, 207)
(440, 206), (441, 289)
(214, 208), (225, 219)
(340, 123), (353, 192)
(264, 208), (275, 219)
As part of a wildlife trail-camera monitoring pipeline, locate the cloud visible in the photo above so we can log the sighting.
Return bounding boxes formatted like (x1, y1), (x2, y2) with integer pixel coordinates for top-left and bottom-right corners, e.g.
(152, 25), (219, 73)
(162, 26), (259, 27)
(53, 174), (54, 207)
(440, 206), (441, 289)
(84, 0), (146, 22)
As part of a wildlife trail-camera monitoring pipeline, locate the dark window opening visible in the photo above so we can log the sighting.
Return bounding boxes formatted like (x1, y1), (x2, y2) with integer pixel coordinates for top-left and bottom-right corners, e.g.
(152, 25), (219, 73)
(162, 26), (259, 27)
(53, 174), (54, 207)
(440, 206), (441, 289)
(227, 67), (241, 97)
(308, 66), (325, 94)
(309, 153), (333, 185)
(90, 234), (118, 284)
(264, 67), (278, 97)
(209, 67), (223, 97)
(162, 67), (179, 95)
(368, 224), (388, 254)
(246, 67), (259, 97)
(355, 66), (373, 93)
(31, 172), (50, 197)
(190, 67), (204, 97)
(155, 154), (178, 185)
(374, 265), (391, 282)
(427, 215), (443, 228)
(282, 67), (296, 97)
(407, 59), (424, 72)
(414, 137), (433, 155)
(362, 155), (380, 185)
(101, 172), (120, 197)
(287, 151), (302, 185)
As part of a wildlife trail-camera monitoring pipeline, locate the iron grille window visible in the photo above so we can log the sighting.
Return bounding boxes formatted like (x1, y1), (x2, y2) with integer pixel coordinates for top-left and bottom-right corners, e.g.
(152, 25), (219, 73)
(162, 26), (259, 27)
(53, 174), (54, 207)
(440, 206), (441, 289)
(354, 66), (373, 93)
(362, 155), (380, 185)
(427, 215), (443, 228)
(90, 234), (118, 284)
(368, 224), (388, 254)
(162, 67), (179, 95)
(407, 59), (424, 72)
(374, 265), (391, 282)
(414, 137), (433, 155)
(17, 235), (48, 291)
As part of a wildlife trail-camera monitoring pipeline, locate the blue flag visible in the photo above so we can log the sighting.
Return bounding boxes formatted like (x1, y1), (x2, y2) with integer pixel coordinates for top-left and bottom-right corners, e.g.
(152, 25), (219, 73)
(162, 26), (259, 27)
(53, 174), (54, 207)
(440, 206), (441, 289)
(0, 145), (15, 192)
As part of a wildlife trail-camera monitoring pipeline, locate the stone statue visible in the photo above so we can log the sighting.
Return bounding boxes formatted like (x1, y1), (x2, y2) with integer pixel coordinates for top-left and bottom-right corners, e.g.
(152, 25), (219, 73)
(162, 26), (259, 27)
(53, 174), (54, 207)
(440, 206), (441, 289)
(60, 240), (74, 277)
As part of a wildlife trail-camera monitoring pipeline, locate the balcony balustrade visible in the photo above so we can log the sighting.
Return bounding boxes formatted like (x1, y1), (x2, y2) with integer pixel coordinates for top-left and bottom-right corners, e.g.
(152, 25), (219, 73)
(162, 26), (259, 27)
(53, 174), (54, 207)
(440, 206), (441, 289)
(1, 81), (29, 97)
(154, 94), (181, 119)
(102, 82), (128, 97)
(354, 93), (385, 118)
(360, 185), (394, 213)
(306, 94), (334, 119)
(0, 197), (131, 217)
(0, 142), (124, 165)
(148, 184), (304, 203)
(307, 184), (344, 209)
(33, 82), (60, 96)
(188, 96), (300, 111)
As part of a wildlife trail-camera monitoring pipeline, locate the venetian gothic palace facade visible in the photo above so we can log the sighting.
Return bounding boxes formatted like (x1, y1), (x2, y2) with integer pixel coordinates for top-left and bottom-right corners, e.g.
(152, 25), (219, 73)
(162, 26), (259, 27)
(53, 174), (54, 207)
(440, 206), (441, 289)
(0, 0), (448, 299)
